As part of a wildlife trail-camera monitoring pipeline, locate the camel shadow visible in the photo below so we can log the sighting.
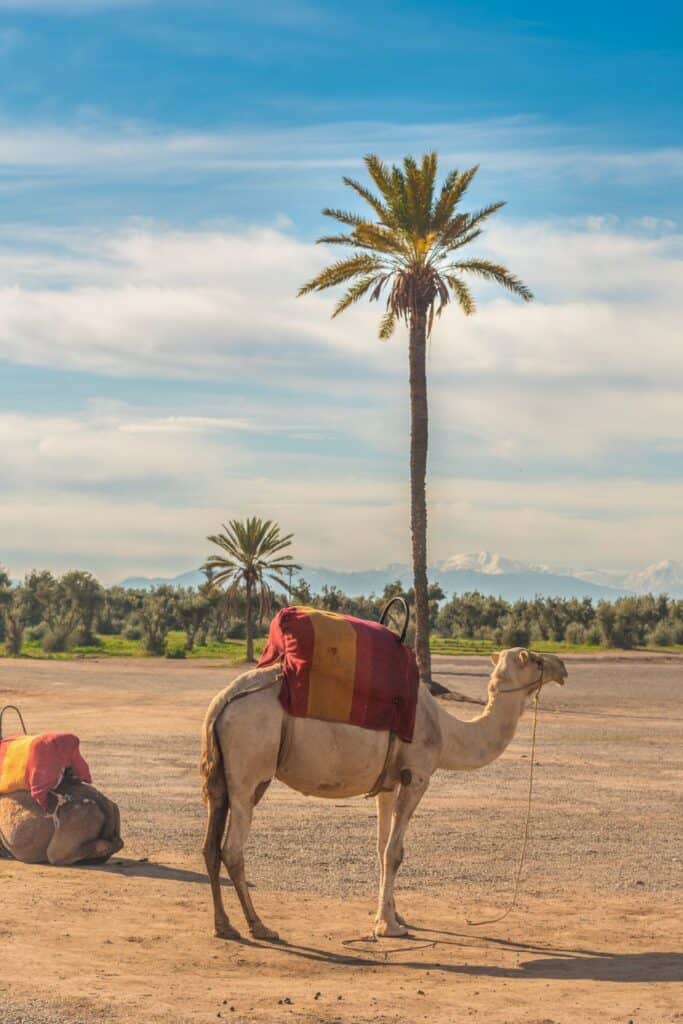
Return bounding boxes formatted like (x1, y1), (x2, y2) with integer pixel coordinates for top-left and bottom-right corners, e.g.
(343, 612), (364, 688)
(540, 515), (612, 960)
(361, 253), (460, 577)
(84, 857), (239, 887)
(235, 929), (682, 982)
(512, 952), (682, 982)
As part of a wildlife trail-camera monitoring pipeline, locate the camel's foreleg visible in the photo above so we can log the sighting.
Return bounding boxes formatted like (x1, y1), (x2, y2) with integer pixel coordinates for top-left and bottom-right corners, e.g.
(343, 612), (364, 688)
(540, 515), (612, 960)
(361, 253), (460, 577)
(375, 790), (408, 928)
(222, 790), (279, 941)
(92, 789), (122, 844)
(374, 773), (428, 938)
(46, 801), (114, 866)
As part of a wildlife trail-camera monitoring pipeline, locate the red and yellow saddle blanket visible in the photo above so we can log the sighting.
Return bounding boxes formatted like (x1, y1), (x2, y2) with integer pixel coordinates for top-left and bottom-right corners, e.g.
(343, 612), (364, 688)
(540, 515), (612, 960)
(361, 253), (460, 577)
(0, 732), (92, 809)
(258, 606), (419, 742)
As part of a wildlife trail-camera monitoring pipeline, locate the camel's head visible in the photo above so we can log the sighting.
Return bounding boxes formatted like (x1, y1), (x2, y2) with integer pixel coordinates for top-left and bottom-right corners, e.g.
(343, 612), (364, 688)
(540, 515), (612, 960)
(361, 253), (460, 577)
(490, 648), (568, 694)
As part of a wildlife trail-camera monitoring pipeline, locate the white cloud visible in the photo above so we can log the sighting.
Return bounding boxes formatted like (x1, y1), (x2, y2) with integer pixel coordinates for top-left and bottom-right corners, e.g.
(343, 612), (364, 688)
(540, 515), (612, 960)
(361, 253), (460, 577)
(1, 218), (681, 406)
(1, 218), (682, 577)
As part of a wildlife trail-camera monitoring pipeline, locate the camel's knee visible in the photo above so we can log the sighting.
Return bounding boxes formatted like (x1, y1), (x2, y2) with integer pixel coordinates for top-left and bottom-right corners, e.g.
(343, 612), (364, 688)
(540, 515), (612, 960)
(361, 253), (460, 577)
(221, 837), (245, 875)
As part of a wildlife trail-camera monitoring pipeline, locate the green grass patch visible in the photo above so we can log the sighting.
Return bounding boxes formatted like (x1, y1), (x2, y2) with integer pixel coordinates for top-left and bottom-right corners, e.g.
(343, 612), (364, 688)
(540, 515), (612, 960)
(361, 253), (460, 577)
(432, 634), (602, 651)
(431, 636), (605, 655)
(5, 633), (682, 661)
(4, 631), (266, 663)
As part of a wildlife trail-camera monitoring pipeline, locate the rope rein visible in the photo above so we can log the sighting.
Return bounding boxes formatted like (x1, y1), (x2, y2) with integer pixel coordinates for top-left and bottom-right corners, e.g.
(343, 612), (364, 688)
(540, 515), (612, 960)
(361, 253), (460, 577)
(466, 689), (541, 927)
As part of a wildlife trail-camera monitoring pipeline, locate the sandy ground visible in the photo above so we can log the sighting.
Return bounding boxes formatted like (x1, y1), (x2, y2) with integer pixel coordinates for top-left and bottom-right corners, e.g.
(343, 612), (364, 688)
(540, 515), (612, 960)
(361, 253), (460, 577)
(1, 653), (681, 1024)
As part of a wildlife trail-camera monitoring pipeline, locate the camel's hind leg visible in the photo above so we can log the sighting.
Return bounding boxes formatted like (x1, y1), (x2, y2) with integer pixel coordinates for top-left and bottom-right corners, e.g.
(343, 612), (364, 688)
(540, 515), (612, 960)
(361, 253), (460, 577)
(202, 787), (239, 939)
(222, 782), (278, 941)
(210, 683), (283, 940)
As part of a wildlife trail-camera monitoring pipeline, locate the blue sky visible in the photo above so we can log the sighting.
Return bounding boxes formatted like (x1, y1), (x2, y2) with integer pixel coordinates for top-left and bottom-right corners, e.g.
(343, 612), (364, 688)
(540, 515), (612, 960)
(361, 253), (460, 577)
(1, 1), (682, 580)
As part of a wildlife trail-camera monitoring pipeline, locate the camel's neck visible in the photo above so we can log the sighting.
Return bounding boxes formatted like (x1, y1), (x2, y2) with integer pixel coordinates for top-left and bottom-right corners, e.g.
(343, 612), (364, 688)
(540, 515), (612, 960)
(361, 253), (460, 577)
(436, 675), (528, 771)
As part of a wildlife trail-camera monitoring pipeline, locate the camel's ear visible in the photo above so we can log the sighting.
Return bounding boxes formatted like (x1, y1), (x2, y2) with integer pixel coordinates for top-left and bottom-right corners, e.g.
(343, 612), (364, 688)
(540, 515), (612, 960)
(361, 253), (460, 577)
(490, 652), (500, 667)
(517, 649), (529, 667)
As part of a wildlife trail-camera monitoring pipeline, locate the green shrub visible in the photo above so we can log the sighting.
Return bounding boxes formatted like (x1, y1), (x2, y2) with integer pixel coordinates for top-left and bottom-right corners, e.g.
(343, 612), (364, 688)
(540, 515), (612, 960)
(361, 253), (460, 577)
(648, 621), (673, 646)
(122, 618), (143, 641)
(42, 627), (74, 653)
(564, 621), (586, 645)
(166, 647), (186, 659)
(26, 621), (48, 642)
(499, 616), (530, 648)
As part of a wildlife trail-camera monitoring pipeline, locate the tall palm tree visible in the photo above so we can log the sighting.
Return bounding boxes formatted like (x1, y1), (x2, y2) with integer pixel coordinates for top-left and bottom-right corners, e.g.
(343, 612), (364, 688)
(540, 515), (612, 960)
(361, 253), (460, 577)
(298, 153), (532, 692)
(203, 517), (300, 662)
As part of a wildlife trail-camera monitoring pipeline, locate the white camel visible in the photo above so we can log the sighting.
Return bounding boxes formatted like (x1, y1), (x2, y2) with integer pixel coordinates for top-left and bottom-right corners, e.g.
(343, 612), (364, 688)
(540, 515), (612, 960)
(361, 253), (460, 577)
(200, 646), (567, 940)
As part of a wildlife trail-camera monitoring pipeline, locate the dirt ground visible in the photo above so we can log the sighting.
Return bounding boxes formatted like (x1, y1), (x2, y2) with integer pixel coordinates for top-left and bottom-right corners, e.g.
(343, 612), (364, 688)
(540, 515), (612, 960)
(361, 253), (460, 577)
(1, 653), (681, 1024)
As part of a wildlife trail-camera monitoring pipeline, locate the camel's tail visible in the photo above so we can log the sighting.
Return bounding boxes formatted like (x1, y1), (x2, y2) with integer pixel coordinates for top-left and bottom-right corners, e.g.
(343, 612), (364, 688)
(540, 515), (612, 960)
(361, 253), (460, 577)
(200, 671), (281, 806)
(199, 688), (233, 806)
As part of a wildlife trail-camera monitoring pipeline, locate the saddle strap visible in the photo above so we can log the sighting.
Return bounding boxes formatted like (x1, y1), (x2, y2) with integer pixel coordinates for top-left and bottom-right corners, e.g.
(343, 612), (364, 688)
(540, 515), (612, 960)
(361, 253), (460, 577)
(365, 732), (400, 798)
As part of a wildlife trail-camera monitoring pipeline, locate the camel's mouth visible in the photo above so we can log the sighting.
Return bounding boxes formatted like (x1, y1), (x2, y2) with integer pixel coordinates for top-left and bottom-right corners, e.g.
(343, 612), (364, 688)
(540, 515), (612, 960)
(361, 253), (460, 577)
(538, 653), (568, 686)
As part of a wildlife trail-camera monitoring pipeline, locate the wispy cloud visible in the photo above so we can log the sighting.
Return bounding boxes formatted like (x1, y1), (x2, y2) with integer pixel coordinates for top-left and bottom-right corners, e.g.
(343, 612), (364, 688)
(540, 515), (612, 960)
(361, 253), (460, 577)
(0, 117), (682, 184)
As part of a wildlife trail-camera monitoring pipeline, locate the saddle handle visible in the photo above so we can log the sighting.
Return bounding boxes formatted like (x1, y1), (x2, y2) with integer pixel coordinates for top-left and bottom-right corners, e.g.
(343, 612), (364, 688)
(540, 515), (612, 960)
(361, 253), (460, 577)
(0, 705), (28, 741)
(379, 596), (410, 644)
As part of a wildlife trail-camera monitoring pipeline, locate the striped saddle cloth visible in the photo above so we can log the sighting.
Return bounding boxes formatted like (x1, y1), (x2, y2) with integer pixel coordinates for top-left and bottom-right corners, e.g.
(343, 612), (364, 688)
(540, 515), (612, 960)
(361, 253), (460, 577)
(0, 732), (92, 809)
(258, 606), (419, 742)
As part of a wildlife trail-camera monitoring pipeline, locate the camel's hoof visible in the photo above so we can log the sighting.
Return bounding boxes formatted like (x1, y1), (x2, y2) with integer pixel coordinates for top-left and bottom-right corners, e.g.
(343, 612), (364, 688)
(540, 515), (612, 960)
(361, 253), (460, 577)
(374, 920), (409, 938)
(250, 922), (280, 942)
(215, 922), (241, 941)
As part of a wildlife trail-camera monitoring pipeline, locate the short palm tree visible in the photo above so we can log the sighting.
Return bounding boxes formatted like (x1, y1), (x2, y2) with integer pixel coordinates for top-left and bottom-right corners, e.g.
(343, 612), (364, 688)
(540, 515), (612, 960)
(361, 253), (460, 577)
(298, 153), (532, 692)
(203, 517), (300, 662)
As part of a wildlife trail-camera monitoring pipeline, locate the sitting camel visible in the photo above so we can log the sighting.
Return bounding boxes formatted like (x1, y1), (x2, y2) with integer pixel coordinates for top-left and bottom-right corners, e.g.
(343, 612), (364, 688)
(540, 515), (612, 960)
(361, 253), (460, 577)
(0, 772), (123, 865)
(200, 646), (567, 940)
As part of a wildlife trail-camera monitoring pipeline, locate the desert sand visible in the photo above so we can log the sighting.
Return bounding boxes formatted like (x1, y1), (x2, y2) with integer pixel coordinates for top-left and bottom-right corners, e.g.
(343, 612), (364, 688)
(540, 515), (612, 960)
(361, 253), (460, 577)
(1, 653), (681, 1023)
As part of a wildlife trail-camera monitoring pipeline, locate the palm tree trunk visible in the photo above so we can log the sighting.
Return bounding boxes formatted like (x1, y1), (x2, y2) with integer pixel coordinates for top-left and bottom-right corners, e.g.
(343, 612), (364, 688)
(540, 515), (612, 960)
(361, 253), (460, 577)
(408, 309), (450, 697)
(408, 308), (433, 688)
(245, 577), (255, 662)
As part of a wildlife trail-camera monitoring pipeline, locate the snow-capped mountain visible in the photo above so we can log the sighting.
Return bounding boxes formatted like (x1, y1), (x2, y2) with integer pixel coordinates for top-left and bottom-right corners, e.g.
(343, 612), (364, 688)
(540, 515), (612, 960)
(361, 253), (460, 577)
(120, 554), (683, 599)
(625, 560), (683, 596)
(439, 551), (552, 576)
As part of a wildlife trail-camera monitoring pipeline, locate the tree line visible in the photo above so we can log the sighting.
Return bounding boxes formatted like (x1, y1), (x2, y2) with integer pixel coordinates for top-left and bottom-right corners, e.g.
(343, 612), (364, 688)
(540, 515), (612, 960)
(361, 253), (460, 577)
(2, 565), (681, 655)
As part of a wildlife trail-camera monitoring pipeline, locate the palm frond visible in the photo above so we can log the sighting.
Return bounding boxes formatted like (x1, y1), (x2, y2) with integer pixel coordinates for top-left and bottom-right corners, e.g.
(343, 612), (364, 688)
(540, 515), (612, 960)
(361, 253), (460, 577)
(453, 259), (533, 301)
(321, 207), (368, 227)
(363, 154), (398, 206)
(445, 274), (476, 315)
(298, 254), (386, 296)
(378, 309), (398, 340)
(333, 275), (382, 317)
(316, 233), (358, 247)
(437, 228), (483, 256)
(457, 201), (507, 234)
(354, 223), (409, 256)
(432, 165), (479, 230)
(342, 175), (394, 226)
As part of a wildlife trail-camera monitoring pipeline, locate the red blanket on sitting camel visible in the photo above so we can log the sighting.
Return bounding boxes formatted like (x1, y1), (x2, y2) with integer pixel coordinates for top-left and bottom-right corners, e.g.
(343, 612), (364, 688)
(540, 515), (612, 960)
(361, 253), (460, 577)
(0, 732), (92, 809)
(258, 606), (419, 742)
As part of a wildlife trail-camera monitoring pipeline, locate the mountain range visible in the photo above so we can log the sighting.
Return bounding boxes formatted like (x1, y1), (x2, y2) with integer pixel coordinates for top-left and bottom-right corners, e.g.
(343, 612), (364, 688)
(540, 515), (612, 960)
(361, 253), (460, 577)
(120, 553), (683, 600)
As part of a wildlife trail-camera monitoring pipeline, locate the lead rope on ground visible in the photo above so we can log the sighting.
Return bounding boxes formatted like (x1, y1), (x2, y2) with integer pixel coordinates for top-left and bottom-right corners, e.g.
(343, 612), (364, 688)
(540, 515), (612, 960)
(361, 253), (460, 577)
(465, 691), (541, 927)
